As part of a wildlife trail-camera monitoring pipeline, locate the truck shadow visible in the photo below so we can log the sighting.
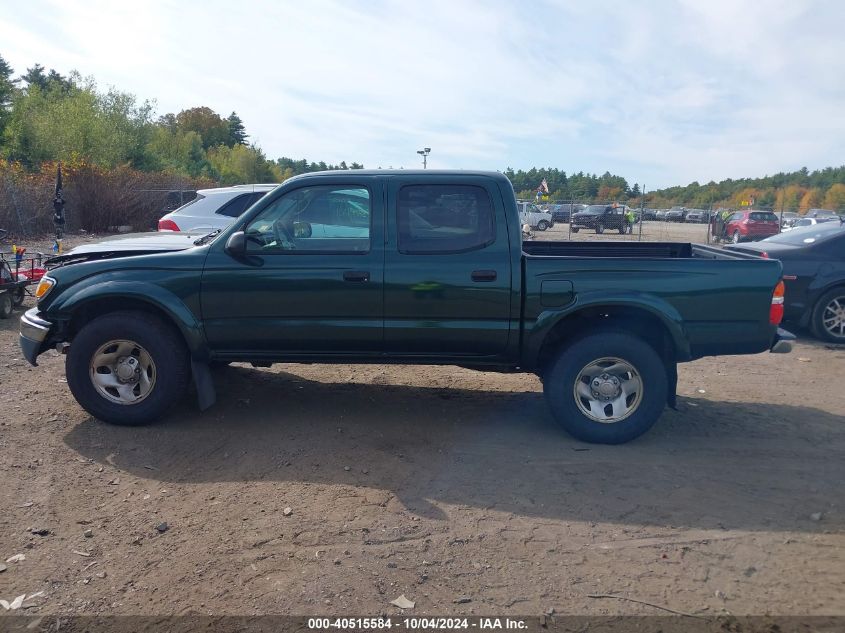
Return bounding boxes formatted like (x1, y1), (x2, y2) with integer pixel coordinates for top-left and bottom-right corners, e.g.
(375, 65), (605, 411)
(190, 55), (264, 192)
(63, 365), (845, 532)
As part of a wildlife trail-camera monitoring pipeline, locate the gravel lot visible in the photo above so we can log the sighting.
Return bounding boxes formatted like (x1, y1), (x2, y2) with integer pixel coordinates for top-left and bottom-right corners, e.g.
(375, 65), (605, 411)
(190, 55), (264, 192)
(0, 226), (842, 618)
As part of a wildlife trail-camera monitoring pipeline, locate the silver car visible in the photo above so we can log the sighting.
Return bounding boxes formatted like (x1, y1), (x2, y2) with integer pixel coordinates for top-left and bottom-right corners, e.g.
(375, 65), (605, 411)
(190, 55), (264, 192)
(158, 184), (276, 231)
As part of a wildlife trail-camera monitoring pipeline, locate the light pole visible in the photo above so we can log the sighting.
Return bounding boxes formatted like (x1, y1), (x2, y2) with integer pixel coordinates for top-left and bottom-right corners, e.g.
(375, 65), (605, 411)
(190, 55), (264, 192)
(416, 147), (431, 169)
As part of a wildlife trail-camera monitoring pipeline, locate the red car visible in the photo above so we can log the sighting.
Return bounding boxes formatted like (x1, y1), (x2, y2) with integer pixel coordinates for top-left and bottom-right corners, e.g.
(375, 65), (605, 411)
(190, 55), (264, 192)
(725, 210), (781, 243)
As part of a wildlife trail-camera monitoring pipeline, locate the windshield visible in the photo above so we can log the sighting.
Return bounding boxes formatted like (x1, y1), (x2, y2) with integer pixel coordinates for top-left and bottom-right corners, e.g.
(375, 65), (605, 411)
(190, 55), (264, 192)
(584, 205), (608, 213)
(763, 221), (844, 245)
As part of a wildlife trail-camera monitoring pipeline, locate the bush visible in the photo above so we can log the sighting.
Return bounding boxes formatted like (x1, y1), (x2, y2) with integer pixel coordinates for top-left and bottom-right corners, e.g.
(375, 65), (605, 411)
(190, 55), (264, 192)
(0, 159), (214, 236)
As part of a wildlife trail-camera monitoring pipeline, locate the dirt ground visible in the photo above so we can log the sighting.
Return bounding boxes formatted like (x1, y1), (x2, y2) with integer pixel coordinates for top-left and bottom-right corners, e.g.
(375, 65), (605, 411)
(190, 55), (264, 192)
(0, 227), (843, 618)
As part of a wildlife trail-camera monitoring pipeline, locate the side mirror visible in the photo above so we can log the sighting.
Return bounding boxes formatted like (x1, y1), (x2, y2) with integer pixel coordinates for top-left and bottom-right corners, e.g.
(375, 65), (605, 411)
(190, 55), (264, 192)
(224, 231), (246, 257)
(293, 221), (312, 238)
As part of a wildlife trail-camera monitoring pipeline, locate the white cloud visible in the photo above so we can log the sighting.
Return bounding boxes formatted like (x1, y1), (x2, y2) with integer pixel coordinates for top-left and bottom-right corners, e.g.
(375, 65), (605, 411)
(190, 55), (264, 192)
(0, 0), (843, 187)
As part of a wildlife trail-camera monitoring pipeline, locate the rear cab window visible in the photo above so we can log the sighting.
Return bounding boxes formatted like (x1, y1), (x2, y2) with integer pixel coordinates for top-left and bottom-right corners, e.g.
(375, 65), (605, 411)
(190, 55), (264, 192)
(397, 184), (495, 254)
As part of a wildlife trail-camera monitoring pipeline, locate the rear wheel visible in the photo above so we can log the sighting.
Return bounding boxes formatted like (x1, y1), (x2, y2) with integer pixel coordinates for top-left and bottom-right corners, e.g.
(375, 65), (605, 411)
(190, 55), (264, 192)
(66, 311), (190, 425)
(0, 292), (11, 319)
(537, 220), (549, 231)
(571, 227), (579, 233)
(12, 287), (25, 306)
(811, 287), (845, 343)
(543, 331), (668, 444)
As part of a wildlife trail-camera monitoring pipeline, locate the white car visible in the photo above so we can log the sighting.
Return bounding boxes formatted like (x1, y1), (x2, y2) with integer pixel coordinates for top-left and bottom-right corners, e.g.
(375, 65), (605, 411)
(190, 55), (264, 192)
(157, 184), (276, 231)
(515, 201), (554, 231)
(782, 217), (835, 231)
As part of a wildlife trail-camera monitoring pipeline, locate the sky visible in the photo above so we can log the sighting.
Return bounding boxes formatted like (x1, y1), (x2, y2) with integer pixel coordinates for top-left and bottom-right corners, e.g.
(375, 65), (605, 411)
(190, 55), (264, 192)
(1, 0), (843, 189)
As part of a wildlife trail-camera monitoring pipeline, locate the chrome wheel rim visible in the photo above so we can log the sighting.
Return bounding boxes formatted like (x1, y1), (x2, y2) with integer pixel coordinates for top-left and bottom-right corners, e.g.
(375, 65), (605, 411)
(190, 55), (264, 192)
(822, 296), (845, 339)
(89, 339), (156, 405)
(573, 356), (643, 423)
(732, 231), (740, 243)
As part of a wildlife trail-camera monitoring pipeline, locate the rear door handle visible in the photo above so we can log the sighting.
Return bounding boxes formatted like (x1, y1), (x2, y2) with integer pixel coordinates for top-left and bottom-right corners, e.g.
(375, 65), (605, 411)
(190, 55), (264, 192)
(343, 270), (370, 282)
(471, 269), (497, 282)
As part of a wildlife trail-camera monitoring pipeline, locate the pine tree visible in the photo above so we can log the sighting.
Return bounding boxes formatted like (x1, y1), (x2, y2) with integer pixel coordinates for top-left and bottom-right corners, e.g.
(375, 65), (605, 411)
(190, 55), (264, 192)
(0, 54), (14, 138)
(226, 111), (248, 146)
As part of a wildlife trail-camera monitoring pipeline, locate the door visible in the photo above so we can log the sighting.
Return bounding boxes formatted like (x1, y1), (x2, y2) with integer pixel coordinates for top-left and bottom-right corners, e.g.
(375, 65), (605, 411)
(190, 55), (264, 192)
(383, 178), (513, 357)
(201, 179), (384, 355)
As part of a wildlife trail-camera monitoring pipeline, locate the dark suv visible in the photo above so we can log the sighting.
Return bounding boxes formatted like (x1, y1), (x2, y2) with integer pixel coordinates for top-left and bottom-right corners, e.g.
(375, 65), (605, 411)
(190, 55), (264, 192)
(571, 204), (631, 234)
(548, 203), (584, 223)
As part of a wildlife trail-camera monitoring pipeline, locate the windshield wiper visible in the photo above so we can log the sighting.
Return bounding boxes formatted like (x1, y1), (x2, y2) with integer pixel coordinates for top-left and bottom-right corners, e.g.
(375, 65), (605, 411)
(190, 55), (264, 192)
(193, 229), (222, 246)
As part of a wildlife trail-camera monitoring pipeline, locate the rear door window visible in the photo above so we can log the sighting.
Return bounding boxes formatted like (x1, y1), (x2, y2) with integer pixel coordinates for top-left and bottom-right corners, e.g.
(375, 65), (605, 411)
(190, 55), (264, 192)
(397, 184), (495, 254)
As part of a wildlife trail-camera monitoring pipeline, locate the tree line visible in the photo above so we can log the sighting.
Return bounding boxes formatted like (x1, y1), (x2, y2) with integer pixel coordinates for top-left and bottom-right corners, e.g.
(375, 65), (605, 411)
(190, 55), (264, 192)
(1, 53), (843, 228)
(0, 56), (362, 186)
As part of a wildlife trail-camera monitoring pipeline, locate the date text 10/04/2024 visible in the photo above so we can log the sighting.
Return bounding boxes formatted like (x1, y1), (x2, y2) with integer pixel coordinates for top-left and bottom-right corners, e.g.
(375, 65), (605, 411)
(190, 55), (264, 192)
(307, 618), (528, 630)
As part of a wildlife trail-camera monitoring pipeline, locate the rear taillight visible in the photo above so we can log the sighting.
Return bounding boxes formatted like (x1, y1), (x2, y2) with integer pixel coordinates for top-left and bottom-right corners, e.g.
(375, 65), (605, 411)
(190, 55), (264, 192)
(759, 251), (769, 259)
(158, 219), (180, 231)
(770, 280), (785, 325)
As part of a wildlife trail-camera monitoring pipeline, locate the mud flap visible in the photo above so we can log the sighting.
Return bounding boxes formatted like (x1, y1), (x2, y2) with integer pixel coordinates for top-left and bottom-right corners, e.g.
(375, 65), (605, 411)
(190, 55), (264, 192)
(190, 359), (216, 411)
(667, 361), (678, 410)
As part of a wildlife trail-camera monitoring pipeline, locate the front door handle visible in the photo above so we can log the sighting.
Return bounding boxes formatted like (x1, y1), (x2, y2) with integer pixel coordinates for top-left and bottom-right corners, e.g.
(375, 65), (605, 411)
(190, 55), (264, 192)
(343, 270), (370, 282)
(471, 269), (497, 282)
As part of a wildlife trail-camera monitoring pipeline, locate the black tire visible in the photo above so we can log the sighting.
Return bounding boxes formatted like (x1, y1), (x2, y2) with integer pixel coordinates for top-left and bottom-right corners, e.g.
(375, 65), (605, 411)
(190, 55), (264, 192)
(618, 224), (625, 234)
(0, 292), (11, 319)
(810, 286), (845, 343)
(732, 230), (741, 244)
(571, 227), (580, 233)
(65, 311), (190, 426)
(595, 223), (604, 234)
(543, 331), (668, 444)
(537, 220), (549, 231)
(12, 287), (25, 306)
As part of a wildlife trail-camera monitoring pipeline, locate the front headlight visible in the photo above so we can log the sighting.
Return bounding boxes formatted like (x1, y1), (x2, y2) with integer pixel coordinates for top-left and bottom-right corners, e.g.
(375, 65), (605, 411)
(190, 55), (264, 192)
(34, 276), (56, 301)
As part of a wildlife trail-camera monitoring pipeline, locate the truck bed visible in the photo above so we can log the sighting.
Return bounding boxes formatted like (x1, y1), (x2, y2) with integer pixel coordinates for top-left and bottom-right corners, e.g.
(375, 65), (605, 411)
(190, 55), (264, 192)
(522, 240), (763, 260)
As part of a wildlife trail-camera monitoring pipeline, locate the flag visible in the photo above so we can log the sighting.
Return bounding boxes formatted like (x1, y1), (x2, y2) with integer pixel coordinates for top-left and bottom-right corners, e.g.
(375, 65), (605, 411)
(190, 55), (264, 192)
(55, 162), (63, 197)
(53, 162), (66, 233)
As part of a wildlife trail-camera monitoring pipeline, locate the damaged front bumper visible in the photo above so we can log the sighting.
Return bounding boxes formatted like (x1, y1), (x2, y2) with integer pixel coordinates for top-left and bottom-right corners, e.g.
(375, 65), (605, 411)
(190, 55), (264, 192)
(20, 308), (53, 366)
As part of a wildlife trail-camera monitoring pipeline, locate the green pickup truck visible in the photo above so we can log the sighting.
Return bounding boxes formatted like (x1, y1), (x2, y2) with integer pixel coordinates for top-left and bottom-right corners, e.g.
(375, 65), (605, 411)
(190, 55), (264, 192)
(20, 171), (794, 443)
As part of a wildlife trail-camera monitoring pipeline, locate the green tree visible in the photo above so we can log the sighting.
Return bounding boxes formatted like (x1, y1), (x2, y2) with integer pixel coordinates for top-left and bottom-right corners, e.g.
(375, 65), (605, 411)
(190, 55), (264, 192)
(226, 111), (247, 146)
(175, 106), (230, 149)
(145, 126), (209, 177)
(21, 63), (48, 90)
(2, 74), (154, 168)
(0, 54), (15, 139)
(207, 143), (279, 185)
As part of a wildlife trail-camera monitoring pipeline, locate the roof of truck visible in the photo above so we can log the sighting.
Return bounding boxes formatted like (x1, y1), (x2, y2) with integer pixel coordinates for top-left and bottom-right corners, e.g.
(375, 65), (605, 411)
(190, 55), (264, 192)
(288, 169), (509, 180)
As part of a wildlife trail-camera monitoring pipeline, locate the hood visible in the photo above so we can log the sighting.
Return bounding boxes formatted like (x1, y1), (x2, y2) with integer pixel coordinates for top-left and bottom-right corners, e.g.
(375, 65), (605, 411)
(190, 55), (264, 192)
(46, 231), (207, 267)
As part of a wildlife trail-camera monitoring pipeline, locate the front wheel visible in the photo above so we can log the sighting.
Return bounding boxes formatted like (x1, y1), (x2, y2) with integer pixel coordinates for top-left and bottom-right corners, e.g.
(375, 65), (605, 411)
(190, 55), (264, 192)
(543, 331), (668, 444)
(65, 311), (190, 425)
(595, 223), (605, 234)
(732, 230), (741, 244)
(571, 227), (580, 233)
(537, 220), (549, 231)
(811, 287), (845, 343)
